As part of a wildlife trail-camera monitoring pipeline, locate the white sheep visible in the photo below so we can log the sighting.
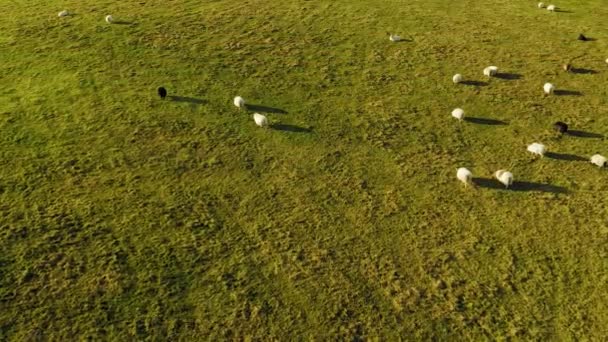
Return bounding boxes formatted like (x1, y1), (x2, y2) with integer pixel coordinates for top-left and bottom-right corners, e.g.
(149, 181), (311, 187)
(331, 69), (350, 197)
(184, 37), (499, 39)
(456, 168), (474, 187)
(538, 2), (545, 8)
(233, 96), (246, 109)
(105, 15), (114, 24)
(452, 74), (463, 84)
(253, 113), (269, 128)
(58, 10), (69, 17)
(605, 58), (608, 64)
(483, 66), (498, 77)
(590, 154), (607, 167)
(495, 170), (514, 188)
(527, 143), (547, 157)
(547, 4), (556, 11)
(388, 34), (401, 42)
(543, 82), (555, 95)
(451, 108), (465, 121)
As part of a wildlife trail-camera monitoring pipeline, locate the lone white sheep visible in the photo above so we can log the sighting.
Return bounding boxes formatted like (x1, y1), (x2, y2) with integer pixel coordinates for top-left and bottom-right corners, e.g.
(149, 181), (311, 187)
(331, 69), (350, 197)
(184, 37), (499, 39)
(253, 113), (269, 128)
(452, 74), (463, 84)
(451, 108), (465, 121)
(543, 82), (555, 95)
(590, 154), (607, 167)
(457, 168), (474, 187)
(483, 66), (498, 77)
(527, 143), (547, 157)
(605, 58), (608, 64)
(388, 33), (401, 42)
(58, 10), (69, 17)
(495, 170), (514, 188)
(233, 96), (246, 109)
(538, 2), (545, 8)
(105, 15), (114, 24)
(547, 4), (556, 11)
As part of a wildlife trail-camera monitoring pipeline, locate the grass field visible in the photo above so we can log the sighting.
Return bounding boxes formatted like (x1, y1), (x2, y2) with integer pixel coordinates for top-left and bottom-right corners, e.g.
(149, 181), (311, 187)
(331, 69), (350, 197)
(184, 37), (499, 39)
(1, 0), (608, 339)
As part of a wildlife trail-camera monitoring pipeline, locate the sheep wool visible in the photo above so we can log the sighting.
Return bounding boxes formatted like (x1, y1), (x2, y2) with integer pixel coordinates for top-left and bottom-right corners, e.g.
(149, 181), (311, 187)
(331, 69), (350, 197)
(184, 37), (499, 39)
(547, 4), (556, 11)
(58, 10), (69, 17)
(451, 108), (465, 121)
(234, 96), (246, 109)
(538, 2), (545, 8)
(105, 15), (114, 23)
(452, 74), (463, 84)
(590, 154), (607, 167)
(483, 66), (498, 77)
(543, 83), (555, 95)
(389, 34), (401, 42)
(495, 170), (514, 188)
(253, 113), (269, 128)
(456, 168), (473, 186)
(527, 143), (547, 157)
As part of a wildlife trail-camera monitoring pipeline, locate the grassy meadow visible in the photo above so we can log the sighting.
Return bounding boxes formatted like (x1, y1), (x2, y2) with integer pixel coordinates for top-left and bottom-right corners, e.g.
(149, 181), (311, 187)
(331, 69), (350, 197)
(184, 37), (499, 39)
(1, 0), (608, 339)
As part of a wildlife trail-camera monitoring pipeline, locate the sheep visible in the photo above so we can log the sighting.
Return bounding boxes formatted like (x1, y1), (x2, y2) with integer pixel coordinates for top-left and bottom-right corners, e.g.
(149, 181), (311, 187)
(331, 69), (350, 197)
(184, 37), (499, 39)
(562, 63), (572, 72)
(538, 2), (545, 8)
(590, 154), (607, 167)
(234, 96), (246, 109)
(456, 168), (474, 187)
(495, 170), (514, 188)
(483, 66), (498, 77)
(527, 143), (547, 157)
(553, 121), (568, 134)
(543, 82), (555, 95)
(388, 33), (401, 42)
(58, 10), (69, 17)
(606, 58), (608, 64)
(452, 74), (463, 84)
(451, 108), (465, 121)
(253, 113), (269, 128)
(547, 4), (556, 11)
(105, 15), (114, 24)
(157, 87), (167, 99)
(577, 34), (588, 41)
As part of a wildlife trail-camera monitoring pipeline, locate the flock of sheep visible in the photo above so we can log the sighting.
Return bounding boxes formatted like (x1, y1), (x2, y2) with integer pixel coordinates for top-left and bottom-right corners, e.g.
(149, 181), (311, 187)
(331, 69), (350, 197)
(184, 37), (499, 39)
(449, 4), (608, 189)
(57, 5), (606, 191)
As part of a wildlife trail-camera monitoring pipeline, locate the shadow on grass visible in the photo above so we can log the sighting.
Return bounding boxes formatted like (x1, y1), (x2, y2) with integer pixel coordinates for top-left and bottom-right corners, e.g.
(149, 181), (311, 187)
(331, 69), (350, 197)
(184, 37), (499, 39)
(246, 104), (287, 114)
(474, 178), (569, 193)
(271, 124), (312, 133)
(113, 20), (137, 25)
(571, 68), (598, 75)
(169, 96), (206, 105)
(461, 80), (489, 87)
(495, 73), (522, 80)
(567, 130), (603, 138)
(545, 152), (587, 161)
(554, 89), (583, 96)
(464, 117), (508, 125)
(554, 9), (573, 13)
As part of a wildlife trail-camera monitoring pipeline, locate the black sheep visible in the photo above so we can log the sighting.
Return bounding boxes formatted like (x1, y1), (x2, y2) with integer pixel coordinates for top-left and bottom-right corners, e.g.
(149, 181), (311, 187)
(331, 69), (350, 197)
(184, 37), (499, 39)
(553, 121), (568, 134)
(158, 87), (167, 99)
(577, 34), (588, 41)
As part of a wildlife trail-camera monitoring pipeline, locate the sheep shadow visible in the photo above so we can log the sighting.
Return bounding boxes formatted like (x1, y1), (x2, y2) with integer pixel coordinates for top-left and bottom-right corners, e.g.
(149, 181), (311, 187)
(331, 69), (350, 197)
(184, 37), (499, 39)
(554, 9), (573, 13)
(113, 20), (137, 26)
(464, 117), (508, 125)
(169, 96), (206, 105)
(246, 104), (287, 114)
(567, 130), (604, 138)
(571, 68), (598, 75)
(495, 73), (522, 80)
(554, 89), (583, 96)
(578, 37), (597, 41)
(474, 178), (568, 193)
(545, 152), (587, 161)
(460, 80), (489, 87)
(271, 124), (312, 133)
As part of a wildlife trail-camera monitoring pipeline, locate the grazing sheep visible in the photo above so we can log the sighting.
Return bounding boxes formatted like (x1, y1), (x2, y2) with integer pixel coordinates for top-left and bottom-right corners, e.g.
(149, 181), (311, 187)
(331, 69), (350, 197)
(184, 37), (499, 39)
(543, 82), (555, 95)
(483, 66), (498, 77)
(456, 168), (474, 187)
(388, 33), (401, 42)
(553, 121), (568, 134)
(527, 143), (547, 157)
(547, 4), (556, 11)
(590, 154), (607, 167)
(452, 74), (463, 84)
(157, 87), (167, 99)
(451, 108), (465, 121)
(58, 10), (69, 17)
(495, 170), (514, 188)
(562, 63), (572, 72)
(105, 15), (114, 23)
(577, 34), (588, 41)
(234, 96), (246, 109)
(538, 2), (545, 8)
(253, 113), (269, 128)
(605, 58), (608, 64)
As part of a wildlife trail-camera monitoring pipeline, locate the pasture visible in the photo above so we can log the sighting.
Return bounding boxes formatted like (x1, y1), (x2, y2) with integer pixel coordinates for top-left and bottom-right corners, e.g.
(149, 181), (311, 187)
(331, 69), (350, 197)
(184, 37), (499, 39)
(1, 0), (607, 339)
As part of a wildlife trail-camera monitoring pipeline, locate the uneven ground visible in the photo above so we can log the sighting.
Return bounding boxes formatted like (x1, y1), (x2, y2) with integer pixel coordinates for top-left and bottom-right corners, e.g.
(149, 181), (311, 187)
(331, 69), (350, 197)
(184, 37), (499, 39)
(1, 0), (608, 340)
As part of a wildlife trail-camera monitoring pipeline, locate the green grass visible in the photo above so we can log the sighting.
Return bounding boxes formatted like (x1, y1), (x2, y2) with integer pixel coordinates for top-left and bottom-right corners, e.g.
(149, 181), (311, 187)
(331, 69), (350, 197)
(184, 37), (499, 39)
(1, 0), (608, 339)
